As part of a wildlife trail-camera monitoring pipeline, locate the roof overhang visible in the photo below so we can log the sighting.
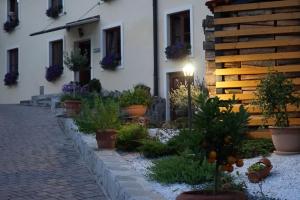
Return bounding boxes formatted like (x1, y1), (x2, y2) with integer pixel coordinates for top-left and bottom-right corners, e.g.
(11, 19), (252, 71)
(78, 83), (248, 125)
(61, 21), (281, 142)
(30, 15), (100, 36)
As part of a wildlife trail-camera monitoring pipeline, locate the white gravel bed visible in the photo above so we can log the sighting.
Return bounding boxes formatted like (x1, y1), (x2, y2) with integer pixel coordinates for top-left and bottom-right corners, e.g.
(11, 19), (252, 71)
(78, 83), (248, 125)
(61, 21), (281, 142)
(120, 152), (300, 200)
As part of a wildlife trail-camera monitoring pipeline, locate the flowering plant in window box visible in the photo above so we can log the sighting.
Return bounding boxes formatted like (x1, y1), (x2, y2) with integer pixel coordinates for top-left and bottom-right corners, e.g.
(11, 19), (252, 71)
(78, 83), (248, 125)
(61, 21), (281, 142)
(45, 65), (63, 82)
(100, 54), (120, 70)
(46, 5), (63, 18)
(165, 43), (191, 60)
(3, 18), (19, 32)
(4, 72), (18, 86)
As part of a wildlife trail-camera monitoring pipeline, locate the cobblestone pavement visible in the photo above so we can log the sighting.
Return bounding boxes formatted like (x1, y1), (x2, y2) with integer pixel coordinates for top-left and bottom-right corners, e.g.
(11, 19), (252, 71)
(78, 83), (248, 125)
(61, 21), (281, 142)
(0, 105), (108, 200)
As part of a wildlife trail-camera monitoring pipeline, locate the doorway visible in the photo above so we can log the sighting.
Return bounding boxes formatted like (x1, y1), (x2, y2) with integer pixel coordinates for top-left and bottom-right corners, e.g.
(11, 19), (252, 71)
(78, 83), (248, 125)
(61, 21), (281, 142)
(75, 40), (91, 86)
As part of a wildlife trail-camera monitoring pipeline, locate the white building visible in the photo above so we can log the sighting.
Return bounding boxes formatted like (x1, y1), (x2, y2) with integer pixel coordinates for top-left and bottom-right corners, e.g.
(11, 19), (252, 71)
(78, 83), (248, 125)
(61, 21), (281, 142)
(0, 0), (210, 119)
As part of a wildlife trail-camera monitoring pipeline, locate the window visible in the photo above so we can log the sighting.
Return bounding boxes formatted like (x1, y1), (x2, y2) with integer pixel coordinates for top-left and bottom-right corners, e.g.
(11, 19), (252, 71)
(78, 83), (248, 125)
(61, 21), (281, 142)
(50, 40), (63, 66)
(8, 48), (18, 74)
(47, 0), (63, 18)
(49, 0), (63, 10)
(105, 26), (121, 60)
(169, 10), (190, 46)
(7, 0), (18, 21)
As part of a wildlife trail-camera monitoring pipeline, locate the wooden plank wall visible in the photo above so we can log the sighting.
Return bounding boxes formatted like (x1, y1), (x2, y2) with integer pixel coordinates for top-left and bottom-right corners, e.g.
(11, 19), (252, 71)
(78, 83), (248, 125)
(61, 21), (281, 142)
(203, 0), (300, 132)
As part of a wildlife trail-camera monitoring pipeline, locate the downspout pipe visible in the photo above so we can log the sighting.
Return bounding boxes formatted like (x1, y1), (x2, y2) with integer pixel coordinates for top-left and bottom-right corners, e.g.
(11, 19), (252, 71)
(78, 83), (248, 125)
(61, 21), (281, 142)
(153, 0), (159, 96)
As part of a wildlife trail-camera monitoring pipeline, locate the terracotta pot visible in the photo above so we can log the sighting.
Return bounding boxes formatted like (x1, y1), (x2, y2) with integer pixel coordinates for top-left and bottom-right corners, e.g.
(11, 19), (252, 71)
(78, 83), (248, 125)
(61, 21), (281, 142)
(96, 129), (117, 149)
(247, 161), (272, 183)
(64, 100), (81, 117)
(270, 126), (300, 155)
(125, 105), (147, 117)
(176, 191), (247, 200)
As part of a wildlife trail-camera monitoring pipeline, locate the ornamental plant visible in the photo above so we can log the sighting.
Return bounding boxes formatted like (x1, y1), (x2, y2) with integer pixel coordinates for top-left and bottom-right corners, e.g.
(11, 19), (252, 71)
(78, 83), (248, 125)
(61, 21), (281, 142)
(46, 5), (62, 18)
(4, 19), (19, 32)
(45, 65), (63, 82)
(64, 48), (89, 72)
(100, 53), (120, 70)
(4, 72), (18, 86)
(119, 86), (152, 107)
(165, 42), (191, 59)
(255, 73), (300, 127)
(193, 94), (249, 194)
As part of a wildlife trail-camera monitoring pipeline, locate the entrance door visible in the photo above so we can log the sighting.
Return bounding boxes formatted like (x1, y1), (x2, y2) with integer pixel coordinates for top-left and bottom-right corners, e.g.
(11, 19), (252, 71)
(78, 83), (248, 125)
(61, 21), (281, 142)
(169, 72), (186, 121)
(76, 40), (91, 86)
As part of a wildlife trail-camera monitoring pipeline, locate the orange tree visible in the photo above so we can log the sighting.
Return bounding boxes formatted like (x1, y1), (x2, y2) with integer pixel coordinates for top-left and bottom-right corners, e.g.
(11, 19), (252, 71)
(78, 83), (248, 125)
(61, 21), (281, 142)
(193, 94), (249, 194)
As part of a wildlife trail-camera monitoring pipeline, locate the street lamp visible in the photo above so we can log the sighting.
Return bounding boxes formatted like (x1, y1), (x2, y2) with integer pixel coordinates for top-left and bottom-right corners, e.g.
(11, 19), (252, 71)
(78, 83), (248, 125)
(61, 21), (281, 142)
(183, 63), (195, 133)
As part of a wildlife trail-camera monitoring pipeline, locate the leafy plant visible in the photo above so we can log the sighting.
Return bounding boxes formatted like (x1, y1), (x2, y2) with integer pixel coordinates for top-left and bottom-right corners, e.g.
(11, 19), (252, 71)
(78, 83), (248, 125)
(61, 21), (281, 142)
(64, 48), (89, 72)
(60, 94), (82, 102)
(100, 53), (120, 70)
(4, 72), (18, 86)
(139, 139), (172, 158)
(165, 42), (191, 59)
(238, 139), (274, 159)
(148, 154), (214, 185)
(255, 73), (300, 127)
(46, 5), (62, 18)
(88, 79), (102, 93)
(4, 17), (19, 32)
(119, 86), (152, 107)
(193, 94), (249, 193)
(116, 124), (148, 151)
(75, 96), (120, 133)
(45, 65), (63, 82)
(248, 163), (266, 173)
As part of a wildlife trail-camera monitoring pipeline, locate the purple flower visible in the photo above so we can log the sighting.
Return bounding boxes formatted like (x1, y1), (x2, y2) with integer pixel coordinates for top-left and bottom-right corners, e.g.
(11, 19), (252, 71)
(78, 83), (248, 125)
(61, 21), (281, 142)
(46, 65), (63, 82)
(100, 54), (120, 70)
(4, 72), (18, 86)
(62, 82), (81, 94)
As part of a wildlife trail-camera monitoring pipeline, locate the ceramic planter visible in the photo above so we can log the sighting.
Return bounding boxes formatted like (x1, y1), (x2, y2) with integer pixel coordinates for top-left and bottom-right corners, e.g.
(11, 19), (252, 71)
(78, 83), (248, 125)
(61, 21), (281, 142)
(96, 129), (117, 149)
(270, 126), (300, 155)
(125, 105), (147, 117)
(63, 100), (81, 117)
(176, 191), (247, 200)
(247, 158), (272, 183)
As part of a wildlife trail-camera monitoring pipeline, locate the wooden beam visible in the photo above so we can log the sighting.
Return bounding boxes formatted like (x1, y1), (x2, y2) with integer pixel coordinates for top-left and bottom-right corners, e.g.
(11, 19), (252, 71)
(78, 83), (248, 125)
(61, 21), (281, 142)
(214, 12), (300, 25)
(215, 51), (300, 63)
(215, 39), (300, 50)
(217, 93), (255, 100)
(214, 0), (300, 13)
(216, 78), (300, 88)
(249, 117), (300, 126)
(215, 65), (300, 75)
(214, 26), (300, 38)
(228, 104), (300, 113)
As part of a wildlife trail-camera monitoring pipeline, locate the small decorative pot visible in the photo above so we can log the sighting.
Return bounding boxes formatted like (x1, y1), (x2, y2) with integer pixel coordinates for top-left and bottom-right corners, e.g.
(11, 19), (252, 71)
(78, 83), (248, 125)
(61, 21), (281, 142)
(125, 105), (147, 117)
(176, 191), (247, 200)
(63, 100), (81, 117)
(270, 126), (300, 155)
(96, 129), (117, 149)
(247, 158), (272, 183)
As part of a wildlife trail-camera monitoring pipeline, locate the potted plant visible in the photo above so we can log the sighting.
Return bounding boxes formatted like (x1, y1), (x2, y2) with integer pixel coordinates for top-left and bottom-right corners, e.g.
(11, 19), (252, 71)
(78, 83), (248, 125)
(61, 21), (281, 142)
(255, 73), (300, 154)
(177, 94), (250, 200)
(4, 72), (18, 86)
(46, 5), (63, 18)
(100, 53), (120, 70)
(165, 42), (191, 59)
(247, 158), (272, 183)
(3, 12), (19, 32)
(45, 64), (63, 82)
(119, 85), (152, 117)
(61, 82), (82, 117)
(76, 96), (120, 149)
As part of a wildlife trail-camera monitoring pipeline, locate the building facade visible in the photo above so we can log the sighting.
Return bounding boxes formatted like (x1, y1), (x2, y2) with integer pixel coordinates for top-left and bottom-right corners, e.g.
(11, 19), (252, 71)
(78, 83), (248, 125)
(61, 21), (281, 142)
(0, 0), (209, 119)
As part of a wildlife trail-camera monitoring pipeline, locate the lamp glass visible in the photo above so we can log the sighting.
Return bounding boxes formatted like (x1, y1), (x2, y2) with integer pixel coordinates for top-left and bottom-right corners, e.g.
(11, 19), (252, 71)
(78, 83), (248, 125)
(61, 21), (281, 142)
(183, 63), (195, 77)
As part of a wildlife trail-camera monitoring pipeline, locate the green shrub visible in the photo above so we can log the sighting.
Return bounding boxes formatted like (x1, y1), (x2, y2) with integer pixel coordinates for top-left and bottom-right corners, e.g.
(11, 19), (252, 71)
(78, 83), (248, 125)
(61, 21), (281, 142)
(139, 139), (171, 158)
(88, 79), (102, 93)
(167, 129), (204, 155)
(238, 139), (274, 159)
(116, 124), (148, 151)
(119, 87), (151, 107)
(60, 94), (82, 102)
(148, 154), (214, 185)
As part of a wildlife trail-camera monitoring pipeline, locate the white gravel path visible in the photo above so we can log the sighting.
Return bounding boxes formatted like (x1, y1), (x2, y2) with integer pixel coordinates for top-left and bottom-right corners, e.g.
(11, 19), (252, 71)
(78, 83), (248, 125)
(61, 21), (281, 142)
(121, 153), (300, 200)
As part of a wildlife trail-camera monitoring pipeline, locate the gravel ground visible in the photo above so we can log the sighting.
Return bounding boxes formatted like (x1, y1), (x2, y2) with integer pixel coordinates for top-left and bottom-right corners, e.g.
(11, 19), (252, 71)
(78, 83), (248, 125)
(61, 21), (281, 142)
(121, 153), (300, 200)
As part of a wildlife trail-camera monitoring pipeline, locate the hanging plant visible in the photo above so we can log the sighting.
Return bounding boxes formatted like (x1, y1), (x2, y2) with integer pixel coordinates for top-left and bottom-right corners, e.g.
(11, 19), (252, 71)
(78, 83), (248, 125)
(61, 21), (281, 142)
(100, 53), (120, 70)
(64, 48), (89, 72)
(165, 42), (191, 59)
(46, 5), (63, 18)
(4, 72), (19, 86)
(3, 19), (19, 32)
(45, 65), (63, 82)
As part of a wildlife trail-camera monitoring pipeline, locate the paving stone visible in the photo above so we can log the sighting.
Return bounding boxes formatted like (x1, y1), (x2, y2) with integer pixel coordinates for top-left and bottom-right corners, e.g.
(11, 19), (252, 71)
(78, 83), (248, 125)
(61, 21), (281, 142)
(0, 105), (108, 200)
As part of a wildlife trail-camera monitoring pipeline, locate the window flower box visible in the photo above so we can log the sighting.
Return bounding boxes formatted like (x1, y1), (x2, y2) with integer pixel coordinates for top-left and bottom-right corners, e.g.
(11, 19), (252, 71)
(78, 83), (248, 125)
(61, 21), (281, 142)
(4, 72), (18, 86)
(3, 18), (19, 32)
(165, 43), (191, 60)
(46, 65), (63, 82)
(46, 5), (63, 18)
(100, 54), (120, 70)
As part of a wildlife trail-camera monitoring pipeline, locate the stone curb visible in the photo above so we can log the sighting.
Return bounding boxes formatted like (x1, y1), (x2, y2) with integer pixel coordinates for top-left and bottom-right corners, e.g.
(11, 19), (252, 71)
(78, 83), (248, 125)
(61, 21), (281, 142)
(58, 118), (166, 200)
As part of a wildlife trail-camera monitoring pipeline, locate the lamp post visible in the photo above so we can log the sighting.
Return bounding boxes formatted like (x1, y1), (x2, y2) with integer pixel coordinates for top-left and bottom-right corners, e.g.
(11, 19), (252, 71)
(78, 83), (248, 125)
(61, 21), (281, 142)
(183, 63), (195, 133)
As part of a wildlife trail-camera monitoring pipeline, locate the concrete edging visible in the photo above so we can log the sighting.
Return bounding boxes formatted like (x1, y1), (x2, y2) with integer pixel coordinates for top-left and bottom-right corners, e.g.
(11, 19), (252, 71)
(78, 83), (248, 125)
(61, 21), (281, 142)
(58, 118), (165, 200)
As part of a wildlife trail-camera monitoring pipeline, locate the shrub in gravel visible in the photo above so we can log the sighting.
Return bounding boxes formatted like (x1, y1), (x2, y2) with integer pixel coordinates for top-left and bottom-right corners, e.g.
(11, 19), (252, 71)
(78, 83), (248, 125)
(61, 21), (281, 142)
(148, 154), (214, 185)
(116, 124), (148, 151)
(139, 139), (172, 158)
(238, 139), (274, 159)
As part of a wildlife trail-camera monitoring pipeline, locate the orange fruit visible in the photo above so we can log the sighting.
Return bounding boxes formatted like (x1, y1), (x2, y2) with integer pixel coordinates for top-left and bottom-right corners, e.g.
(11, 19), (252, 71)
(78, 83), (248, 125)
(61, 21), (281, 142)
(226, 164), (234, 173)
(208, 151), (217, 160)
(227, 156), (236, 165)
(236, 159), (244, 167)
(207, 158), (215, 164)
(224, 136), (232, 144)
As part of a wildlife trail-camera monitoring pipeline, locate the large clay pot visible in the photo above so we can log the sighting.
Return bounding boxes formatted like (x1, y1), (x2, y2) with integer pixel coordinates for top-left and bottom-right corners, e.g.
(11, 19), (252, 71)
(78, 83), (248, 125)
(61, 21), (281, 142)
(270, 126), (300, 155)
(96, 129), (117, 149)
(176, 191), (247, 200)
(125, 105), (147, 117)
(64, 100), (81, 117)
